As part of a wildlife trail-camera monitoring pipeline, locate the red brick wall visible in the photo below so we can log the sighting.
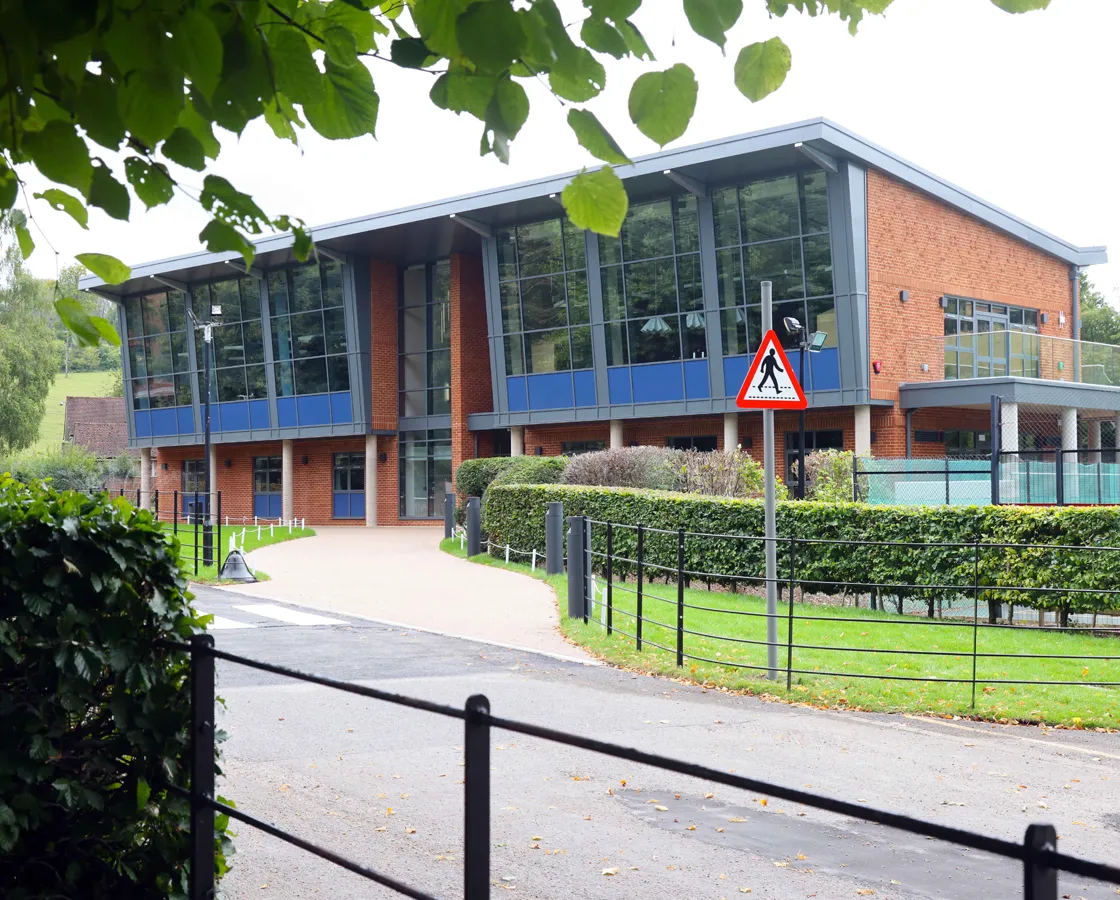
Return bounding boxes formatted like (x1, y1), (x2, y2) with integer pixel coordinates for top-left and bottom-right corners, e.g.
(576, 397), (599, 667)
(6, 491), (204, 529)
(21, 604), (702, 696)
(370, 260), (399, 433)
(450, 253), (492, 475)
(866, 169), (1073, 404)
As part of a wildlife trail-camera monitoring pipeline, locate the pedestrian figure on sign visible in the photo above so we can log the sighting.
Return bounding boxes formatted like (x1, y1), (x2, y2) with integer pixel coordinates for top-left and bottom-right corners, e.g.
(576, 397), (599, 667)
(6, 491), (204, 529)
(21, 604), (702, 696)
(756, 348), (784, 394)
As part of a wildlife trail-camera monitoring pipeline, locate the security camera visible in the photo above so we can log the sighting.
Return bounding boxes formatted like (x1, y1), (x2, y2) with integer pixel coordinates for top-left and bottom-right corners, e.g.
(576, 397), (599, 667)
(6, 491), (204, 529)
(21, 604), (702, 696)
(783, 316), (803, 334)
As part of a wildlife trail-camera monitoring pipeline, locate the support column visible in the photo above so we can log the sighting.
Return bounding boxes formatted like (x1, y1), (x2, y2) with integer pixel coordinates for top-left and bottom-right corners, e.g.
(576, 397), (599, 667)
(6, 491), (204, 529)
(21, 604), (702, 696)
(609, 419), (624, 449)
(854, 405), (872, 457)
(208, 443), (218, 523)
(282, 439), (294, 521)
(510, 425), (524, 456)
(1060, 407), (1078, 452)
(1088, 419), (1102, 464)
(365, 434), (378, 527)
(1000, 401), (1020, 452)
(140, 447), (152, 510)
(723, 412), (738, 452)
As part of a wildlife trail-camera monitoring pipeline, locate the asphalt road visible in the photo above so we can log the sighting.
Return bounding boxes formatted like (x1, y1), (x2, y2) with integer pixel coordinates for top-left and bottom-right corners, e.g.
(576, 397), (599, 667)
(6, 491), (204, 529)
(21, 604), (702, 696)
(193, 587), (1120, 900)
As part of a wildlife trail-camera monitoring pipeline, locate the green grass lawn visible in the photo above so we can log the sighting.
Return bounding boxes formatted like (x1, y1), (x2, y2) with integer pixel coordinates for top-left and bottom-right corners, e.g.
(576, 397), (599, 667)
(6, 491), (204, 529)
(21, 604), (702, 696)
(441, 538), (1120, 730)
(33, 371), (119, 452)
(161, 521), (315, 584)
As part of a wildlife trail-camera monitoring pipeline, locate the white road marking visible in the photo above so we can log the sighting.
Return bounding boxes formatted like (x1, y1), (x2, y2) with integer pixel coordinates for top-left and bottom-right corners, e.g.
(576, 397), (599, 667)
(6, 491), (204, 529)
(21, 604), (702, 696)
(196, 611), (256, 630)
(902, 714), (1120, 761)
(233, 603), (348, 627)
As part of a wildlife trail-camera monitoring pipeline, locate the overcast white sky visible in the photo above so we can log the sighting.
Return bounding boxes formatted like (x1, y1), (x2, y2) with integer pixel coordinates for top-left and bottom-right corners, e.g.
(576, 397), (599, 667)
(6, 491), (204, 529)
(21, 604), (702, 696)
(19, 0), (1120, 301)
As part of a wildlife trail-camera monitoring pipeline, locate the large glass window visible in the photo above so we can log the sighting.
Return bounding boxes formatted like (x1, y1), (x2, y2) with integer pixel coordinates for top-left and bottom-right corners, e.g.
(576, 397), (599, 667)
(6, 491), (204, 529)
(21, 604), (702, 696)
(181, 459), (205, 493)
(399, 260), (451, 417)
(399, 429), (451, 518)
(496, 217), (591, 376)
(599, 196), (705, 366)
(713, 172), (836, 356)
(268, 260), (350, 397)
(943, 297), (1039, 380)
(193, 276), (267, 403)
(125, 289), (191, 410)
(784, 429), (844, 482)
(333, 452), (365, 519)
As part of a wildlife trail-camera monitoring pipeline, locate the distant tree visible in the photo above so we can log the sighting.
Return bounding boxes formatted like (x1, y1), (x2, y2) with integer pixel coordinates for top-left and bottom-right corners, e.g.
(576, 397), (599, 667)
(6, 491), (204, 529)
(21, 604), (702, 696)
(1078, 271), (1120, 347)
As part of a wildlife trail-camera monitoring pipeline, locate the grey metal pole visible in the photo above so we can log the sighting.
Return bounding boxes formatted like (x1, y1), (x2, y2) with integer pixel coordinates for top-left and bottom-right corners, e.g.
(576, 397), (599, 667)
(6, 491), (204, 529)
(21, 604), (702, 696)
(990, 394), (1001, 506)
(566, 516), (585, 619)
(466, 497), (481, 556)
(545, 501), (564, 574)
(761, 281), (779, 680)
(202, 327), (214, 567)
(444, 485), (454, 539)
(797, 339), (807, 500)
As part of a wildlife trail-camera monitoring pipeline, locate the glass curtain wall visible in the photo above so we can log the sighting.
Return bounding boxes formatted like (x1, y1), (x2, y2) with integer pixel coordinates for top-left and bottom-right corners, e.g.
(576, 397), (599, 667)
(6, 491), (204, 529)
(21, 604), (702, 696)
(713, 172), (836, 355)
(399, 260), (451, 417)
(496, 217), (591, 375)
(599, 195), (704, 365)
(125, 289), (192, 413)
(399, 429), (451, 518)
(943, 298), (1039, 379)
(268, 260), (350, 399)
(194, 277), (266, 403)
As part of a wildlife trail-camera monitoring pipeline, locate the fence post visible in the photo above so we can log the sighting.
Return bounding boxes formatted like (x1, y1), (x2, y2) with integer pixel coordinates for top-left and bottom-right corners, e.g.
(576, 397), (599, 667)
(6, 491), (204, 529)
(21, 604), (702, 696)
(1023, 824), (1058, 900)
(444, 489), (454, 539)
(193, 491), (200, 577)
(1055, 450), (1064, 506)
(990, 394), (1001, 506)
(583, 517), (592, 624)
(216, 492), (223, 574)
(1097, 456), (1103, 505)
(1025, 457), (1031, 504)
(174, 490), (179, 536)
(636, 523), (644, 652)
(851, 453), (858, 502)
(787, 535), (796, 691)
(946, 457), (951, 506)
(154, 490), (159, 521)
(463, 694), (491, 900)
(466, 497), (481, 556)
(676, 528), (685, 667)
(136, 487), (141, 507)
(189, 633), (216, 900)
(545, 502), (564, 575)
(606, 522), (613, 637)
(566, 516), (585, 620)
(971, 540), (980, 709)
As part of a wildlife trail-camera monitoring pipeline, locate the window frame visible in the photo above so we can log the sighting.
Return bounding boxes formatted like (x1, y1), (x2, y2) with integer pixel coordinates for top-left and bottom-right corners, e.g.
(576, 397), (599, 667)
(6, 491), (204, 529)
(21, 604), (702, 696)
(398, 429), (452, 519)
(398, 260), (452, 417)
(332, 452), (366, 519)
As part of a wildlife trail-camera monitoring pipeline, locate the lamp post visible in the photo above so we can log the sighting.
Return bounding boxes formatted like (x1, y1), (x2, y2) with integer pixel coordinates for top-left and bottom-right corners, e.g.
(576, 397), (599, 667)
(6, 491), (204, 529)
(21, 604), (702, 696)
(782, 317), (829, 500)
(188, 301), (221, 565)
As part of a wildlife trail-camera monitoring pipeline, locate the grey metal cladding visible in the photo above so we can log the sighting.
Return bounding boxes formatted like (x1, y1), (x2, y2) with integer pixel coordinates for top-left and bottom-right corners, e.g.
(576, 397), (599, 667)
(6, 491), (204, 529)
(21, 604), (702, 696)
(827, 162), (870, 403)
(900, 376), (1120, 412)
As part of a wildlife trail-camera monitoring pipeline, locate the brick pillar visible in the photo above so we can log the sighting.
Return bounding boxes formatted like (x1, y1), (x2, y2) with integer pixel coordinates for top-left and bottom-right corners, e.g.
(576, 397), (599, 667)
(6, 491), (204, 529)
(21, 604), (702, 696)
(723, 413), (738, 451)
(140, 447), (152, 509)
(282, 440), (294, 521)
(610, 419), (624, 449)
(369, 260), (399, 524)
(449, 252), (491, 476)
(365, 434), (377, 526)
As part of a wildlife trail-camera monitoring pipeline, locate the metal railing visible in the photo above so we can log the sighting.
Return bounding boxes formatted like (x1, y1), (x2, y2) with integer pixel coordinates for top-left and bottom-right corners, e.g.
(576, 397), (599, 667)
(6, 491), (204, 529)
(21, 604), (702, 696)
(173, 633), (1120, 900)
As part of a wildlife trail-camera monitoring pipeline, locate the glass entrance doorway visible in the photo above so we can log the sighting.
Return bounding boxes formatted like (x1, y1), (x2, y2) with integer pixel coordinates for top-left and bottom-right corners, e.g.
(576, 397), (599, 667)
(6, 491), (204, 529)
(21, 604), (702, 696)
(975, 314), (1008, 378)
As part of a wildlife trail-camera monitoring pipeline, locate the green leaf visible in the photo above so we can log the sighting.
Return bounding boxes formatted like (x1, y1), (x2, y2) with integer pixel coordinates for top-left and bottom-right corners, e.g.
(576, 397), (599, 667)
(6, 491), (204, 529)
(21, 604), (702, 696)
(581, 16), (628, 59)
(76, 74), (127, 150)
(124, 157), (175, 209)
(323, 0), (382, 52)
(616, 19), (653, 60)
(562, 166), (628, 236)
(0, 162), (15, 211)
(411, 0), (472, 57)
(179, 100), (222, 160)
(22, 121), (94, 196)
(683, 0), (743, 50)
(457, 1), (525, 73)
(200, 175), (270, 232)
(89, 163), (131, 220)
(91, 316), (121, 346)
(55, 296), (102, 347)
(627, 64), (697, 147)
(120, 68), (186, 148)
(161, 128), (206, 171)
(199, 219), (255, 268)
(263, 96), (304, 144)
(733, 37), (791, 102)
(322, 25), (360, 68)
(435, 72), (499, 120)
(171, 10), (224, 99)
(390, 37), (438, 68)
(490, 78), (529, 140)
(567, 109), (630, 165)
(76, 253), (131, 285)
(34, 189), (88, 229)
(269, 28), (324, 107)
(302, 57), (379, 140)
(585, 0), (641, 16)
(989, 0), (1049, 9)
(136, 778), (151, 810)
(10, 209), (34, 258)
(549, 48), (607, 103)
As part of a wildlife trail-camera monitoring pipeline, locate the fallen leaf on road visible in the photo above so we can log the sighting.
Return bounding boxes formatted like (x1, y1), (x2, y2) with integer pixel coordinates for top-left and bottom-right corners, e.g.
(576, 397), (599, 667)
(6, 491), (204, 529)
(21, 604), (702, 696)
(1073, 820), (1088, 826)
(531, 836), (542, 841)
(584, 815), (592, 821)
(259, 885), (269, 890)
(759, 798), (768, 807)
(405, 828), (416, 835)
(375, 827), (387, 832)
(687, 825), (696, 831)
(602, 868), (619, 876)
(891, 880), (902, 885)
(774, 861), (789, 868)
(655, 805), (668, 812)
(386, 807), (395, 816)
(739, 889), (752, 894)
(796, 852), (807, 860)
(857, 891), (875, 896)
(729, 817), (747, 823)
(942, 801), (966, 806)
(716, 827), (725, 833)
(704, 792), (714, 799)
(1038, 802), (1049, 809)
(278, 784), (290, 792)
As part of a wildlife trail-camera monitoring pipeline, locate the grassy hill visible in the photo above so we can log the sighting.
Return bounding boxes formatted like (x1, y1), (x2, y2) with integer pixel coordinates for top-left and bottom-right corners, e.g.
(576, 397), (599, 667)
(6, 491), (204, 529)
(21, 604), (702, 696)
(33, 371), (119, 453)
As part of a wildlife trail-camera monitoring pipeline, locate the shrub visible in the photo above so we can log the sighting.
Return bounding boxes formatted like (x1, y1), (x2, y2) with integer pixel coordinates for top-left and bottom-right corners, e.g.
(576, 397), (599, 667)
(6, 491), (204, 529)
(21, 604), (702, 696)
(0, 476), (229, 898)
(483, 483), (1120, 621)
(454, 457), (517, 520)
(0, 444), (137, 492)
(488, 455), (568, 490)
(797, 449), (863, 502)
(676, 448), (783, 500)
(562, 446), (681, 490)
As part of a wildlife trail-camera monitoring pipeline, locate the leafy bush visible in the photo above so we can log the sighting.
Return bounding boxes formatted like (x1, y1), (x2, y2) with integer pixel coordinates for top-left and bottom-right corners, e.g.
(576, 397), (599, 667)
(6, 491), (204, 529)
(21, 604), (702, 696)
(0, 476), (229, 898)
(488, 455), (568, 490)
(455, 457), (517, 502)
(562, 446), (682, 490)
(484, 483), (1120, 621)
(1, 444), (138, 492)
(677, 448), (783, 500)
(797, 449), (863, 502)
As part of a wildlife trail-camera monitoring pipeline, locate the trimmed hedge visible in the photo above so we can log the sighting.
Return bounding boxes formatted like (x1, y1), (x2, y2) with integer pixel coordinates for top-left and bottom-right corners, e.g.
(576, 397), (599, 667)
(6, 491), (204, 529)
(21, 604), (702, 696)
(485, 484), (1120, 623)
(0, 477), (229, 898)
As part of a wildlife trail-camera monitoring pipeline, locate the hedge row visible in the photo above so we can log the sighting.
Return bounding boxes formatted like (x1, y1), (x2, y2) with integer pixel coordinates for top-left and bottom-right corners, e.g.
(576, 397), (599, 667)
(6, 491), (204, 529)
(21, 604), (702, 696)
(484, 484), (1120, 620)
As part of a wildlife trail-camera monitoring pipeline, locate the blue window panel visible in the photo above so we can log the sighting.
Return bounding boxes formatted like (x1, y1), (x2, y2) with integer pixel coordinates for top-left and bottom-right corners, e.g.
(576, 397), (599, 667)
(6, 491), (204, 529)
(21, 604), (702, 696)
(573, 369), (596, 407)
(810, 346), (841, 392)
(527, 372), (574, 410)
(177, 405), (195, 434)
(218, 401), (250, 432)
(134, 410), (151, 438)
(684, 359), (710, 400)
(277, 397), (297, 428)
(724, 356), (750, 398)
(632, 362), (684, 404)
(607, 367), (632, 405)
(506, 376), (528, 412)
(297, 393), (331, 426)
(350, 492), (365, 518)
(248, 399), (270, 429)
(269, 494), (282, 517)
(150, 408), (177, 436)
(333, 493), (350, 518)
(253, 494), (269, 518)
(330, 391), (352, 424)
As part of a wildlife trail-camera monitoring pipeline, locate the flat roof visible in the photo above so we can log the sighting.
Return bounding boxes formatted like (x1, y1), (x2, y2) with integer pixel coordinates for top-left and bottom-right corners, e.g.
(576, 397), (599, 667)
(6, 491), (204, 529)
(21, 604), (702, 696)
(81, 117), (1107, 297)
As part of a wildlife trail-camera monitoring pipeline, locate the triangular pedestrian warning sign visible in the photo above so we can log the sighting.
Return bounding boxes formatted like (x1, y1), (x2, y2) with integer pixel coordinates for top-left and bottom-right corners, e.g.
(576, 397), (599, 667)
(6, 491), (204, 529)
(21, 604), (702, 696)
(735, 330), (807, 410)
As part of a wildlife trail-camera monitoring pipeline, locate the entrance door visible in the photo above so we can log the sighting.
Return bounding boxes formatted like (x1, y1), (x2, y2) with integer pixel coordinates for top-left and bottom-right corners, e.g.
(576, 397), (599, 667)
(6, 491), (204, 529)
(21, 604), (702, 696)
(975, 315), (1009, 378)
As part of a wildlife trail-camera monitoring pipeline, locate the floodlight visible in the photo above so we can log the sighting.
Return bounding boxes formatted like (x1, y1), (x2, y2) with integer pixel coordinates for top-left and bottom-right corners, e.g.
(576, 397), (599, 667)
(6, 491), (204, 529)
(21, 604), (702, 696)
(809, 331), (829, 352)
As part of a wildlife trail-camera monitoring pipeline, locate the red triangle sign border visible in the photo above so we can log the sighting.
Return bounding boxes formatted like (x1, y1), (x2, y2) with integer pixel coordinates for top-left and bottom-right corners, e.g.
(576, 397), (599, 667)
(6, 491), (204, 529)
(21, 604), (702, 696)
(735, 330), (808, 410)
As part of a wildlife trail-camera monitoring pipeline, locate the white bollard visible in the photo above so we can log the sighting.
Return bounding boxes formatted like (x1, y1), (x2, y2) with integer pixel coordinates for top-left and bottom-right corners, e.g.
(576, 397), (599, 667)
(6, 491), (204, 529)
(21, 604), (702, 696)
(459, 532), (465, 550)
(225, 515), (228, 526)
(505, 544), (510, 564)
(229, 535), (237, 554)
(531, 549), (537, 572)
(301, 517), (305, 529)
(289, 520), (292, 533)
(270, 523), (274, 537)
(256, 525), (261, 540)
(254, 516), (258, 526)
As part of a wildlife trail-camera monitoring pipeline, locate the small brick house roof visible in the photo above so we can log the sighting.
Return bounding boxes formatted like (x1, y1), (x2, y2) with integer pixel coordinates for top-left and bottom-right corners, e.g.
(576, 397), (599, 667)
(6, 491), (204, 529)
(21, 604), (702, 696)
(63, 396), (134, 458)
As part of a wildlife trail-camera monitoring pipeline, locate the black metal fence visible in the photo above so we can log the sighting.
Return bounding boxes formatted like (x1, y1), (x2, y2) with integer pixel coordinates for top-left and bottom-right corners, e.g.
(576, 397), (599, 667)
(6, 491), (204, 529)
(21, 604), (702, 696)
(103, 487), (227, 577)
(557, 519), (1120, 704)
(172, 634), (1119, 900)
